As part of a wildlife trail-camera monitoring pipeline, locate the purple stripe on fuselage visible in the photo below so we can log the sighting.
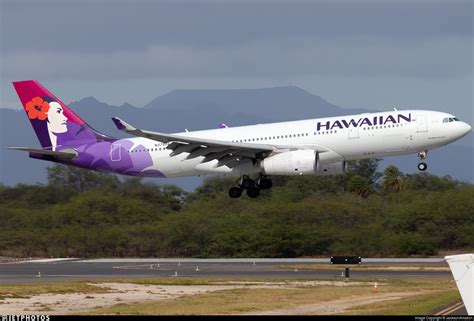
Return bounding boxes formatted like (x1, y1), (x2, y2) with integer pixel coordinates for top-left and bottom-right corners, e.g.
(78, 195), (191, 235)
(34, 138), (166, 178)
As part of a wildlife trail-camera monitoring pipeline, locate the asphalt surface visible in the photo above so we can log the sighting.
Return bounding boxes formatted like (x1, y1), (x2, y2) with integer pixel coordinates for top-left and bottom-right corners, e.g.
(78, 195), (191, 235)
(0, 258), (466, 316)
(0, 258), (452, 284)
(451, 306), (467, 315)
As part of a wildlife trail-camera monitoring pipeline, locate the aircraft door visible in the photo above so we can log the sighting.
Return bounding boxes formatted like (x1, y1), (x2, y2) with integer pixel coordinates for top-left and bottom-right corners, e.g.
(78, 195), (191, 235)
(348, 127), (360, 139)
(416, 115), (428, 133)
(110, 143), (121, 162)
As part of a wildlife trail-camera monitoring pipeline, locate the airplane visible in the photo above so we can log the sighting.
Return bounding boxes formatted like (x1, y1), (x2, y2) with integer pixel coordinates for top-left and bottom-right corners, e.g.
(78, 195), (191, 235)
(8, 80), (472, 198)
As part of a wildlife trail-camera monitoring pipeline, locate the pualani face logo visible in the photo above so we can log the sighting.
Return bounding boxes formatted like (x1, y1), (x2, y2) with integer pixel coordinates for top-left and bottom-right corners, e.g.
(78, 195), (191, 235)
(316, 113), (412, 131)
(25, 96), (69, 151)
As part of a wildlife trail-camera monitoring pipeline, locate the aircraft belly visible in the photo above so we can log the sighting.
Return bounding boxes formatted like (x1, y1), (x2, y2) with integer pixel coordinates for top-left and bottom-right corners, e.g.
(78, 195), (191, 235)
(151, 154), (201, 177)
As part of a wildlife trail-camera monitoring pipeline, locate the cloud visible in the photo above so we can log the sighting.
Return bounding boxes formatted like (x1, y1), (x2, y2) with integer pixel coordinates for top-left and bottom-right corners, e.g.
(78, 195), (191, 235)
(2, 0), (472, 54)
(3, 37), (471, 81)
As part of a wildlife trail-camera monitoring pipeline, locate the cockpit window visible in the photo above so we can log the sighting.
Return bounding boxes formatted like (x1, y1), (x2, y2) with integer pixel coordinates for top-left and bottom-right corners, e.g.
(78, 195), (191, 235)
(443, 117), (460, 123)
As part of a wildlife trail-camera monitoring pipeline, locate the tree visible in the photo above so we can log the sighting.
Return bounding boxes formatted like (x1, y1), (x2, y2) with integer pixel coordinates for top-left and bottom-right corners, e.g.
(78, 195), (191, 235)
(47, 164), (120, 192)
(348, 175), (373, 198)
(348, 159), (382, 184)
(187, 176), (236, 201)
(404, 173), (461, 191)
(382, 165), (406, 193)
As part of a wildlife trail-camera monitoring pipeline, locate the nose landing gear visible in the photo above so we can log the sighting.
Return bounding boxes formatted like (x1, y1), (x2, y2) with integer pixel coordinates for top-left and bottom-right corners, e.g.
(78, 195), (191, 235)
(417, 162), (428, 171)
(417, 151), (428, 172)
(228, 175), (272, 198)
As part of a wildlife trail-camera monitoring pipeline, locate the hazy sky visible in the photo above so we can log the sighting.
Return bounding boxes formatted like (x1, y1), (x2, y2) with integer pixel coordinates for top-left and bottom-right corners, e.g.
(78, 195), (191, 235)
(1, 0), (472, 126)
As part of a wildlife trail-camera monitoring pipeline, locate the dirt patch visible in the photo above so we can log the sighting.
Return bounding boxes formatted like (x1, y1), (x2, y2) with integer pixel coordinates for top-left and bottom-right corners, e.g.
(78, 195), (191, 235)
(1, 280), (359, 315)
(0, 283), (238, 315)
(241, 290), (438, 315)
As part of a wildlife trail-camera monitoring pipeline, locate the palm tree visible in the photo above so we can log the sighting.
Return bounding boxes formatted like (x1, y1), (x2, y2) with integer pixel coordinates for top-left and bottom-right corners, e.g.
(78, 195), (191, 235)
(348, 175), (373, 198)
(382, 165), (406, 193)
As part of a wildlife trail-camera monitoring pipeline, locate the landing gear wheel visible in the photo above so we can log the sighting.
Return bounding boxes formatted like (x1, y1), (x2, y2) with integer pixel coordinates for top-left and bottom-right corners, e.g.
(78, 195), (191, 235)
(246, 187), (260, 198)
(229, 187), (243, 198)
(418, 162), (428, 171)
(258, 178), (273, 190)
(241, 178), (255, 189)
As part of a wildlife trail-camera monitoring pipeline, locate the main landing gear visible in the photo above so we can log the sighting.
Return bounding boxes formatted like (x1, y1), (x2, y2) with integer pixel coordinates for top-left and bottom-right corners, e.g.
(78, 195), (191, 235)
(417, 151), (428, 172)
(228, 175), (273, 198)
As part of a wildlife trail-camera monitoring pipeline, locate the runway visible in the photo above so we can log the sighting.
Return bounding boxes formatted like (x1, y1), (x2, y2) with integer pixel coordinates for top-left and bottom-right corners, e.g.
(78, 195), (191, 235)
(0, 258), (451, 284)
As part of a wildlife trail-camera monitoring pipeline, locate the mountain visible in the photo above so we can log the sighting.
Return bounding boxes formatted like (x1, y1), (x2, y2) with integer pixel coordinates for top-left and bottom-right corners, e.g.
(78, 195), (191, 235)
(143, 86), (369, 121)
(0, 86), (472, 190)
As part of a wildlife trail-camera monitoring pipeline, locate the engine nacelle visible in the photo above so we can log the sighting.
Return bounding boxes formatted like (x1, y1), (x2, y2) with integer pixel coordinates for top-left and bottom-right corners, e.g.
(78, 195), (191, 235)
(316, 160), (347, 176)
(261, 150), (347, 176)
(316, 151), (347, 176)
(261, 150), (316, 175)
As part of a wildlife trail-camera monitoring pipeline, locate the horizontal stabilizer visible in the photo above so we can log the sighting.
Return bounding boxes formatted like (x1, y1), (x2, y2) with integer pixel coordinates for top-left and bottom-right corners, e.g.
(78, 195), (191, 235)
(5, 147), (78, 161)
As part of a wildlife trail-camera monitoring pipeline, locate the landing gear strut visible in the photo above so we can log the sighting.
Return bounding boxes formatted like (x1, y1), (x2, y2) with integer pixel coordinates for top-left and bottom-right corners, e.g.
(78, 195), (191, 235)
(418, 151), (428, 172)
(228, 175), (273, 198)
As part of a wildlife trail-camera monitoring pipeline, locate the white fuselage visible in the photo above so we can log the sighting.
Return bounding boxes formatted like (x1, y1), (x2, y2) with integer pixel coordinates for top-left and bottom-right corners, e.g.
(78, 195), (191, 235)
(120, 110), (471, 178)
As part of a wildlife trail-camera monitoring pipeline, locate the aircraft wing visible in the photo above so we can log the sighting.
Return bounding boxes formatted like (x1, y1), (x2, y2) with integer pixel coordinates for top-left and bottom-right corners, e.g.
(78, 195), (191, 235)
(445, 254), (473, 315)
(112, 117), (329, 168)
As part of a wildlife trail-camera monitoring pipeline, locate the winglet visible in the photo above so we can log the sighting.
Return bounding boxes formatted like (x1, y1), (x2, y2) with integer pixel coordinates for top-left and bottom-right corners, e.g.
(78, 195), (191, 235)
(112, 117), (135, 132)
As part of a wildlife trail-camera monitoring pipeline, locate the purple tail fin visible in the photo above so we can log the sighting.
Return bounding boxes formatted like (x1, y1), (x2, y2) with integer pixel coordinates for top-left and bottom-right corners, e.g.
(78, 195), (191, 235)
(13, 80), (114, 150)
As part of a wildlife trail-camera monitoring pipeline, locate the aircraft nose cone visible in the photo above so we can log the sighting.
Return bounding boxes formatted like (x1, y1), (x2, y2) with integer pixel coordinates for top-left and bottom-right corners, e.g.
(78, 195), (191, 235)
(465, 122), (472, 134)
(460, 122), (472, 137)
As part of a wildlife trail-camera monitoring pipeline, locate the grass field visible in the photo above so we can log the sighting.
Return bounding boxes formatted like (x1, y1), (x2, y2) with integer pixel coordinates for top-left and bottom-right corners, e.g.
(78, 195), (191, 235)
(279, 264), (450, 272)
(0, 282), (111, 300)
(91, 277), (458, 315)
(346, 290), (460, 315)
(0, 276), (460, 315)
(91, 286), (370, 315)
